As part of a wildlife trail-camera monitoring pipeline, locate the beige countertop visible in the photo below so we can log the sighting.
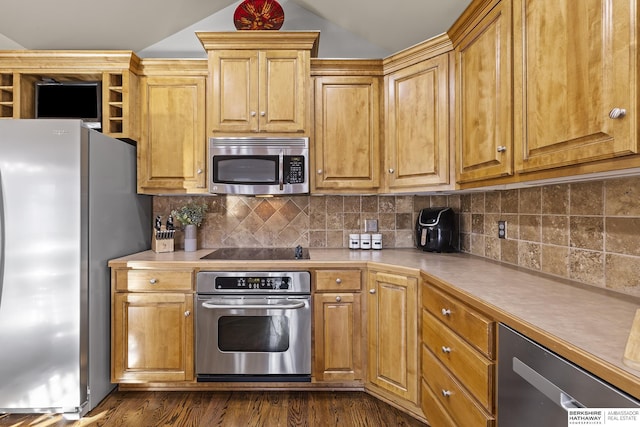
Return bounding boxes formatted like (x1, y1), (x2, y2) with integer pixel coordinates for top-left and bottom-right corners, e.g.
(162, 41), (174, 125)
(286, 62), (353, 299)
(109, 247), (640, 399)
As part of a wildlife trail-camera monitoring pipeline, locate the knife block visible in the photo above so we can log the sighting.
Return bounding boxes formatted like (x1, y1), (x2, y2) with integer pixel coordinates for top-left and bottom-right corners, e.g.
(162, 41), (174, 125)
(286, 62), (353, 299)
(623, 308), (640, 371)
(152, 229), (175, 253)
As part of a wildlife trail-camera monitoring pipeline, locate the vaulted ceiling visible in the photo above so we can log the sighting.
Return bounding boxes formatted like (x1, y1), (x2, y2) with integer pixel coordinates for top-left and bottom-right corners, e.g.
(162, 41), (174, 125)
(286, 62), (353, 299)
(0, 0), (471, 56)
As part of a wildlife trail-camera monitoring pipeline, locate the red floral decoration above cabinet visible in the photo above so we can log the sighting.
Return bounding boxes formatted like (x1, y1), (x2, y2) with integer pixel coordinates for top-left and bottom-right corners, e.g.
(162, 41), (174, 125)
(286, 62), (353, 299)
(234, 0), (285, 30)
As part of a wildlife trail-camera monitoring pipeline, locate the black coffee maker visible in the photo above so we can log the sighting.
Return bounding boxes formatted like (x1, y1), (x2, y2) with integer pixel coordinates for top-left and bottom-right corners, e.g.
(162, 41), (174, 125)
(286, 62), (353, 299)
(415, 207), (455, 252)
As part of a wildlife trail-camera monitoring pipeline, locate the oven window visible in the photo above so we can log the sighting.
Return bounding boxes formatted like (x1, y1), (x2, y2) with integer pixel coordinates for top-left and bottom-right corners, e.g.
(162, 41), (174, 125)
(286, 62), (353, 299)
(213, 156), (278, 184)
(218, 315), (290, 352)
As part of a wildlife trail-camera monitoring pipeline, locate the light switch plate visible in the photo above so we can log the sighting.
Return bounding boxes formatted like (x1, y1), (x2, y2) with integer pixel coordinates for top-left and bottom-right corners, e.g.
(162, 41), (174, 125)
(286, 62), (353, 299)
(365, 219), (378, 232)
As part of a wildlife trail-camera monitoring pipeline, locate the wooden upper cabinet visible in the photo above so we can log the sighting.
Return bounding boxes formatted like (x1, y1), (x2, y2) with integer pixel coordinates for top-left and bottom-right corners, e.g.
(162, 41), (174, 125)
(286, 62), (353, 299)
(138, 67), (207, 194)
(197, 31), (319, 136)
(513, 0), (639, 172)
(454, 1), (513, 183)
(313, 74), (381, 192)
(385, 48), (453, 192)
(0, 50), (139, 140)
(209, 49), (306, 133)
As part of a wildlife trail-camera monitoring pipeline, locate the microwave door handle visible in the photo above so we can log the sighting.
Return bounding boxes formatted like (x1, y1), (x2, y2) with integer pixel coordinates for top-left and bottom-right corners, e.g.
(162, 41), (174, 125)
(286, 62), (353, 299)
(279, 150), (284, 191)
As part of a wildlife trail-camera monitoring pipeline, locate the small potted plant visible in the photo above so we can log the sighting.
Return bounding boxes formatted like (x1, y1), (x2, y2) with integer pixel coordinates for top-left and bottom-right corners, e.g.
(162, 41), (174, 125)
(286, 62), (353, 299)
(171, 202), (208, 251)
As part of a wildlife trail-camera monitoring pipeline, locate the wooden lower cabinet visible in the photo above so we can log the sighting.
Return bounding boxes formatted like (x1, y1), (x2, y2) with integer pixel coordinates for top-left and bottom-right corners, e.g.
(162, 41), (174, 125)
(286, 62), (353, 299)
(421, 280), (496, 426)
(111, 268), (194, 382)
(313, 269), (363, 382)
(366, 270), (419, 406)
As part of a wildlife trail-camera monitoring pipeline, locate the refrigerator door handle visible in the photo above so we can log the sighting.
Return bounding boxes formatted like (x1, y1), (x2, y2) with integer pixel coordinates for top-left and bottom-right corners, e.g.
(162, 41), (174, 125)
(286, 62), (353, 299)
(0, 168), (4, 308)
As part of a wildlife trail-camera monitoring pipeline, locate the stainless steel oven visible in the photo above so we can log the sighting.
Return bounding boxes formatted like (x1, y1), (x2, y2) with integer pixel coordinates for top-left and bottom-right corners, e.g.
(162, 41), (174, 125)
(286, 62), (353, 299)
(208, 137), (309, 195)
(195, 271), (311, 382)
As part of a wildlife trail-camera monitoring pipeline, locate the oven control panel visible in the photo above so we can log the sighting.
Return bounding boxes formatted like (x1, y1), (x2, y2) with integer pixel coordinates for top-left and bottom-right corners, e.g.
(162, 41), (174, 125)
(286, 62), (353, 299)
(215, 276), (291, 290)
(197, 271), (311, 294)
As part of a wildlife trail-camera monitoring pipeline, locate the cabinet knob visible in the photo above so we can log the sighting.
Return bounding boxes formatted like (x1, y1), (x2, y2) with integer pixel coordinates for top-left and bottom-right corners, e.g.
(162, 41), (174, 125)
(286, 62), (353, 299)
(251, 111), (257, 117)
(335, 278), (342, 284)
(441, 346), (452, 354)
(609, 108), (627, 119)
(260, 111), (266, 117)
(196, 169), (203, 174)
(335, 296), (342, 302)
(388, 168), (395, 174)
(369, 289), (376, 294)
(441, 308), (451, 316)
(184, 310), (191, 317)
(149, 278), (158, 284)
(497, 146), (507, 152)
(441, 390), (452, 397)
(317, 169), (323, 174)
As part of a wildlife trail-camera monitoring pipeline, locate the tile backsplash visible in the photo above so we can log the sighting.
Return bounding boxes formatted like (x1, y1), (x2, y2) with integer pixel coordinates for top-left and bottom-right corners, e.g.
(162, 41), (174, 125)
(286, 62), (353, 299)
(154, 176), (640, 297)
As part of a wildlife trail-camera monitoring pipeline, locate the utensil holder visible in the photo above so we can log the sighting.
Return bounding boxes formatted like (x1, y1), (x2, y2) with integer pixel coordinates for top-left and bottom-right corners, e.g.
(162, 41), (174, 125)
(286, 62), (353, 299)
(152, 229), (175, 253)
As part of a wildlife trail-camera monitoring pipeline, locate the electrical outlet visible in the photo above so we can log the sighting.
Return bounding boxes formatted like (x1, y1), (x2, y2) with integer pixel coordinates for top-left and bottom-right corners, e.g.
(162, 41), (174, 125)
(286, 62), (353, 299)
(365, 219), (378, 232)
(498, 220), (507, 239)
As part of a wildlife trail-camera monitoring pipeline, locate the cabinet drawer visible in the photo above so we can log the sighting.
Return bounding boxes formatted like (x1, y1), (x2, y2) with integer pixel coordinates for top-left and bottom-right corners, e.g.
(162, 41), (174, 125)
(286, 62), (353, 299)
(422, 309), (495, 411)
(422, 283), (495, 357)
(315, 269), (361, 292)
(122, 270), (194, 292)
(422, 345), (495, 427)
(421, 378), (456, 427)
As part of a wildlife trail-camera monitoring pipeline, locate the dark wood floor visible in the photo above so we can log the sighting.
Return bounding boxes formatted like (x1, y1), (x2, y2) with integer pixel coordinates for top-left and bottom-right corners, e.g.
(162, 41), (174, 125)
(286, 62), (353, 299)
(0, 390), (427, 426)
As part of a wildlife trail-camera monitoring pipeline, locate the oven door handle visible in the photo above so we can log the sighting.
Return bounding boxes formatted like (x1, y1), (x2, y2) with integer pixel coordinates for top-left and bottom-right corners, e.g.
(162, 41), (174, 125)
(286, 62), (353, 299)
(201, 300), (307, 310)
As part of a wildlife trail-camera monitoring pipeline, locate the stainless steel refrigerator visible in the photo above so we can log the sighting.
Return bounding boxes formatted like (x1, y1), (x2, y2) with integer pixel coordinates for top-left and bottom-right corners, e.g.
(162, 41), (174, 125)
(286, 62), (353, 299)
(0, 119), (151, 418)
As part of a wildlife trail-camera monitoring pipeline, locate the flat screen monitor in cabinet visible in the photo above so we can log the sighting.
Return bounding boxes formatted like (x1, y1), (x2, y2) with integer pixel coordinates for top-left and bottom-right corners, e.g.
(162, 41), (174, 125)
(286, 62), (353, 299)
(35, 81), (102, 130)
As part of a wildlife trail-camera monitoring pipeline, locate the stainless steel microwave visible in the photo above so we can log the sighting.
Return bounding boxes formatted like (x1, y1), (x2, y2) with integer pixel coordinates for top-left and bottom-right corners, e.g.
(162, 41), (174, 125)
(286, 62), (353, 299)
(209, 137), (309, 195)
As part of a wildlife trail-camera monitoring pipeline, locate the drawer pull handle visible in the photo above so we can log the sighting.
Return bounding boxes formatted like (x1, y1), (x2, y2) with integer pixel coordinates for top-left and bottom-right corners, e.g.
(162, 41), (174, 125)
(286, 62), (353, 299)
(335, 278), (342, 284)
(335, 296), (342, 302)
(441, 308), (451, 316)
(441, 346), (452, 354)
(441, 390), (452, 397)
(149, 278), (158, 284)
(369, 289), (376, 294)
(609, 107), (627, 119)
(184, 310), (191, 317)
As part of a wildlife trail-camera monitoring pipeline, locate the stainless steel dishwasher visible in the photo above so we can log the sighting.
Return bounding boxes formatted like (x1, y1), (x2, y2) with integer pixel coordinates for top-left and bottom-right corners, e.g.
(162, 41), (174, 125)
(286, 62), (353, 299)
(498, 324), (640, 426)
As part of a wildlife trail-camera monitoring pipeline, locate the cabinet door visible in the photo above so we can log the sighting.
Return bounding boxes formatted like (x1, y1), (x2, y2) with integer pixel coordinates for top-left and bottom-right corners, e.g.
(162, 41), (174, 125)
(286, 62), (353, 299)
(456, 1), (513, 183)
(367, 271), (418, 404)
(514, 0), (638, 172)
(112, 292), (194, 382)
(259, 50), (308, 133)
(209, 50), (258, 133)
(313, 76), (381, 191)
(138, 76), (206, 193)
(386, 53), (452, 191)
(313, 293), (362, 382)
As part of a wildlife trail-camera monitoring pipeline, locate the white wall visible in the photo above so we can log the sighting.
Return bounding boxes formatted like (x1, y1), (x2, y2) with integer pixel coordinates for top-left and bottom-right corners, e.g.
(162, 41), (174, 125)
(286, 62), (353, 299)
(0, 33), (23, 49)
(137, 0), (390, 59)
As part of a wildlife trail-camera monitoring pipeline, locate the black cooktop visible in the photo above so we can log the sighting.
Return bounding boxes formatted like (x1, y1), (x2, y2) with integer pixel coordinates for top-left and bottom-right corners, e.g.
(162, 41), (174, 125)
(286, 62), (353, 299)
(200, 247), (310, 261)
